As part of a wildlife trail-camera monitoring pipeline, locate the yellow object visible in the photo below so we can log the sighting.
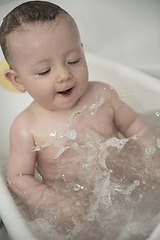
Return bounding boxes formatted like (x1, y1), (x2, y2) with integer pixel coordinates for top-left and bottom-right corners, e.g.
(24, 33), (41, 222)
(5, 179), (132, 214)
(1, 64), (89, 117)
(0, 59), (19, 92)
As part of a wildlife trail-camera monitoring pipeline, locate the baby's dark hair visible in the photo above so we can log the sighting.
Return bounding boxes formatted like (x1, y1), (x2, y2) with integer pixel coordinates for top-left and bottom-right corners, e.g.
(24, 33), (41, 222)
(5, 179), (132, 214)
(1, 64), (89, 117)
(0, 1), (68, 63)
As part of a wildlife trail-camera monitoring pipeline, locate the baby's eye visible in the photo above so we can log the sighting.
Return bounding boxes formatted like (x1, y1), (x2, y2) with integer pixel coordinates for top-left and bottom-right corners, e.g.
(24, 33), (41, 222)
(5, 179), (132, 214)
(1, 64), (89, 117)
(68, 59), (80, 65)
(38, 69), (51, 76)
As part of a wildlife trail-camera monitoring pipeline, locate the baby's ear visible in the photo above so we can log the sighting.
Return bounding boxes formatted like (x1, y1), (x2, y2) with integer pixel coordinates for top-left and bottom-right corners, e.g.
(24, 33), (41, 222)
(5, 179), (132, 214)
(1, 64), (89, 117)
(4, 69), (26, 93)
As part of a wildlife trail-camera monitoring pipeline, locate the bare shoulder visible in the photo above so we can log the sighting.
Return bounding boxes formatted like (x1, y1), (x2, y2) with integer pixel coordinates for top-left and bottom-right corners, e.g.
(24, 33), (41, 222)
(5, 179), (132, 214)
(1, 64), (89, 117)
(87, 81), (119, 100)
(9, 104), (35, 144)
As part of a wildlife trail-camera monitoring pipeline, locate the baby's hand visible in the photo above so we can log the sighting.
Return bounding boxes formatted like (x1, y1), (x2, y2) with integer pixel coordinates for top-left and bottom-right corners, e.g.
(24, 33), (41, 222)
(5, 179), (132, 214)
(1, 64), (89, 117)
(58, 197), (85, 222)
(44, 197), (85, 232)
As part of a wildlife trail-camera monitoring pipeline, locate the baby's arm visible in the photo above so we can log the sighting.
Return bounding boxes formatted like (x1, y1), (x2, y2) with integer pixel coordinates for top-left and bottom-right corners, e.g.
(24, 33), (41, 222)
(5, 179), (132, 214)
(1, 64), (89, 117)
(105, 85), (158, 161)
(7, 114), (84, 225)
(108, 87), (154, 144)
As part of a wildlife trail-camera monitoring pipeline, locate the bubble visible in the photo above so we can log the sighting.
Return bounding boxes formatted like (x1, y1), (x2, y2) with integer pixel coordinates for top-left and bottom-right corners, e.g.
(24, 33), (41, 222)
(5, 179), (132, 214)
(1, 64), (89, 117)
(75, 201), (81, 206)
(74, 184), (85, 191)
(156, 111), (160, 117)
(145, 168), (149, 173)
(100, 196), (112, 207)
(74, 184), (81, 191)
(145, 145), (155, 155)
(133, 180), (140, 186)
(67, 129), (77, 140)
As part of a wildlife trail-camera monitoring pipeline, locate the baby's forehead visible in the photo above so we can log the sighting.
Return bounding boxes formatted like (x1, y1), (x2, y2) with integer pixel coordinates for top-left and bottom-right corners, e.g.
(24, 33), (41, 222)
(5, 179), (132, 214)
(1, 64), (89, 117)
(6, 15), (80, 65)
(12, 18), (60, 32)
(9, 14), (76, 35)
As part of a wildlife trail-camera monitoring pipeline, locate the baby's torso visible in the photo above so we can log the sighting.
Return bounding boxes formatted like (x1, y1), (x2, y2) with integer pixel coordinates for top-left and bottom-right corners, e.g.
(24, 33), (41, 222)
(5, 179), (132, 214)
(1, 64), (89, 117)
(28, 82), (119, 182)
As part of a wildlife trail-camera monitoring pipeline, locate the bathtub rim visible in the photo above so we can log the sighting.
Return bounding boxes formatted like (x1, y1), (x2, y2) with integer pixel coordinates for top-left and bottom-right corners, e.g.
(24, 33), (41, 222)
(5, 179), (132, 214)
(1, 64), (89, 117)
(0, 174), (38, 240)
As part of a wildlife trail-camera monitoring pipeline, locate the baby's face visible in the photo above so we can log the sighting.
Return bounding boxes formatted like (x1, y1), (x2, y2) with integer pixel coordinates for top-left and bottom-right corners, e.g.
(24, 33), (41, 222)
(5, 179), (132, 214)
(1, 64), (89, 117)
(7, 16), (88, 111)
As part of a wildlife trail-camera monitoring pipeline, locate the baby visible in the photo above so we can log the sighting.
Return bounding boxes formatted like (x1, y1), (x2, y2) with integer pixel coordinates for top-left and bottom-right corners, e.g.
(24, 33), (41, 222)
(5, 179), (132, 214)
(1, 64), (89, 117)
(0, 0), (157, 230)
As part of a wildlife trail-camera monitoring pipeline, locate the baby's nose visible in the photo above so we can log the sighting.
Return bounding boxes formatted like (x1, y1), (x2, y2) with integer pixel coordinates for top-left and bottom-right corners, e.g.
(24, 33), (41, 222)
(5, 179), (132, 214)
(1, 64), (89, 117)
(56, 66), (72, 83)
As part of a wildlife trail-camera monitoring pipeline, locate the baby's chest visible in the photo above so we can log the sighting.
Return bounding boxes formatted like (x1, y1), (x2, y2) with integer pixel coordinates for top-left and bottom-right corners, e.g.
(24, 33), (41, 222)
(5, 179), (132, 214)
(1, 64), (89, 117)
(32, 102), (116, 160)
(79, 102), (116, 138)
(32, 120), (78, 165)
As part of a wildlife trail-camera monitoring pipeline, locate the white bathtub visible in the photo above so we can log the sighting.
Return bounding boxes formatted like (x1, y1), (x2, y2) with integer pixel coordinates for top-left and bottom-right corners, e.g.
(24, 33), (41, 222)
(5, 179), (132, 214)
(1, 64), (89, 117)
(0, 52), (160, 239)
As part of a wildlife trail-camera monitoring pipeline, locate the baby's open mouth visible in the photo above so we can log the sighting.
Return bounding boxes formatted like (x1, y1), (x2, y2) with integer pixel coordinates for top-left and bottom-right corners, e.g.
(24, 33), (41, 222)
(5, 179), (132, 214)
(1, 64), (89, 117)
(58, 88), (73, 95)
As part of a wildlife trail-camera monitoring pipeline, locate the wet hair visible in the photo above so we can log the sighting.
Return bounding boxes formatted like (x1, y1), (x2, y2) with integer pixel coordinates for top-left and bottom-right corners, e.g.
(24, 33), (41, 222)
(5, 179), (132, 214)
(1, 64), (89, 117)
(0, 1), (69, 64)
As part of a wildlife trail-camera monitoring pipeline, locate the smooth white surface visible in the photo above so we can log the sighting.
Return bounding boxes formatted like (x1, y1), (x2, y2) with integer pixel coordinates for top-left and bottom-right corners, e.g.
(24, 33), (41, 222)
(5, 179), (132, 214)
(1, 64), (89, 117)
(0, 52), (160, 239)
(0, 175), (37, 240)
(0, 0), (160, 78)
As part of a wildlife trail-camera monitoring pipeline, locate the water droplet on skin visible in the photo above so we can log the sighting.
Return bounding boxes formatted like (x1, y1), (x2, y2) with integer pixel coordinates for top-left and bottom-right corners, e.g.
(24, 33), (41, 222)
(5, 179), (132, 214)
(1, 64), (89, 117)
(37, 173), (43, 181)
(67, 129), (77, 140)
(74, 184), (85, 191)
(132, 134), (139, 140)
(145, 145), (155, 155)
(74, 184), (81, 191)
(50, 132), (56, 137)
(119, 93), (123, 99)
(62, 174), (66, 181)
(32, 145), (42, 151)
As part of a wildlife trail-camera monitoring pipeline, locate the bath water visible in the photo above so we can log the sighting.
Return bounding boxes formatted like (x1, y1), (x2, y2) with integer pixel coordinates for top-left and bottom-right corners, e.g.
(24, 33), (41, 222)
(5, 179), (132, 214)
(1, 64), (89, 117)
(6, 98), (160, 240)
